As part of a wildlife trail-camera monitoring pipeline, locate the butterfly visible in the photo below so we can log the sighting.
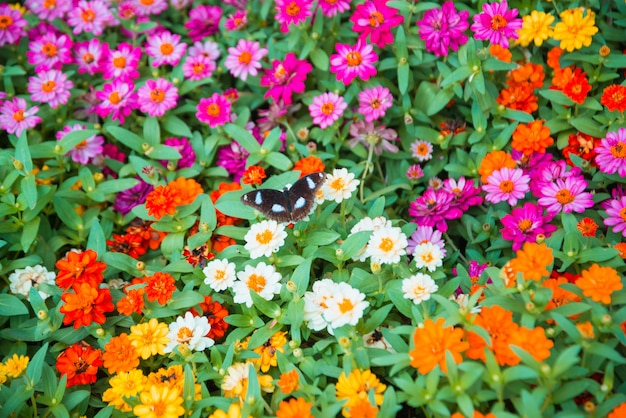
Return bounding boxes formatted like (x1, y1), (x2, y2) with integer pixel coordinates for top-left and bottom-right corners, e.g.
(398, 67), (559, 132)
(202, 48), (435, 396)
(240, 172), (327, 223)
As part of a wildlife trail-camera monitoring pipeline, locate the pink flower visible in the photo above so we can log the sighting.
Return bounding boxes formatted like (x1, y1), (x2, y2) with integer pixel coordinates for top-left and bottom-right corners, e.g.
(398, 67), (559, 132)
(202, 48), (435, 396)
(417, 1), (469, 57)
(131, 0), (168, 16)
(102, 42), (142, 81)
(595, 128), (626, 177)
(470, 0), (522, 48)
(483, 167), (530, 206)
(225, 10), (247, 31)
(0, 5), (27, 46)
(260, 53), (312, 105)
(56, 124), (104, 165)
(406, 164), (424, 180)
(26, 32), (74, 72)
(28, 69), (73, 108)
(160, 137), (196, 169)
(0, 98), (41, 137)
(500, 203), (557, 251)
(184, 5), (222, 41)
(348, 120), (399, 155)
(217, 140), (249, 181)
(350, 0), (404, 48)
(358, 86), (392, 122)
(75, 39), (107, 75)
(444, 177), (483, 212)
(25, 0), (72, 21)
(66, 0), (114, 35)
(137, 78), (178, 117)
(188, 40), (221, 61)
(224, 39), (267, 81)
(274, 0), (313, 33)
(196, 93), (232, 128)
(407, 225), (446, 257)
(329, 39), (378, 85)
(145, 30), (187, 67)
(409, 189), (462, 233)
(95, 79), (137, 124)
(537, 176), (595, 214)
(318, 0), (351, 17)
(603, 196), (626, 237)
(308, 92), (348, 129)
(182, 55), (216, 80)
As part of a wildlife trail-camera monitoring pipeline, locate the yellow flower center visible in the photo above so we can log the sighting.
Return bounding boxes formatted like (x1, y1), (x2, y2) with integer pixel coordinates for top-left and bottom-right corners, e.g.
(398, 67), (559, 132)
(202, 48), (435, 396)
(214, 269), (226, 281)
(140, 0), (154, 5)
(42, 42), (58, 57)
(256, 230), (274, 244)
(370, 99), (380, 109)
(83, 52), (94, 64)
(247, 274), (266, 292)
(555, 189), (575, 204)
(43, 0), (56, 9)
(150, 89), (165, 103)
(160, 43), (174, 55)
(286, 1), (300, 16)
(369, 11), (384, 27)
(13, 110), (24, 122)
(177, 327), (193, 344)
(491, 14), (507, 31)
(330, 178), (345, 191)
(320, 102), (335, 115)
(518, 219), (532, 232)
(81, 8), (95, 22)
(238, 51), (252, 64)
(109, 91), (122, 105)
(75, 140), (88, 150)
(610, 142), (626, 159)
(113, 55), (126, 68)
(620, 208), (626, 222)
(379, 237), (394, 253)
(420, 252), (434, 264)
(346, 51), (362, 67)
(206, 103), (221, 117)
(193, 62), (205, 74)
(499, 180), (514, 193)
(338, 297), (354, 314)
(0, 15), (12, 29)
(42, 80), (56, 93)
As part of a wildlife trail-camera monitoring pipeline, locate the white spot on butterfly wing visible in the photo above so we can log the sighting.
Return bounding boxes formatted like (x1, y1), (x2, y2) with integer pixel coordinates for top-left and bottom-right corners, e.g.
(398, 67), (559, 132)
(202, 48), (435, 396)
(254, 191), (263, 205)
(305, 177), (316, 189)
(271, 204), (287, 213)
(293, 196), (306, 209)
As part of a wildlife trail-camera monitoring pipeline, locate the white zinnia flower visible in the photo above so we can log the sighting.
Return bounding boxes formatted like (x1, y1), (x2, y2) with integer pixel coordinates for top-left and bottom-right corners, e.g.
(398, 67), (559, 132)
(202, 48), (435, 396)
(349, 216), (393, 262)
(164, 312), (214, 353)
(203, 258), (237, 292)
(221, 362), (249, 394)
(366, 225), (408, 265)
(413, 242), (444, 272)
(402, 273), (438, 304)
(9, 265), (56, 300)
(303, 278), (337, 332)
(232, 262), (282, 307)
(322, 168), (360, 203)
(323, 282), (369, 330)
(244, 220), (287, 259)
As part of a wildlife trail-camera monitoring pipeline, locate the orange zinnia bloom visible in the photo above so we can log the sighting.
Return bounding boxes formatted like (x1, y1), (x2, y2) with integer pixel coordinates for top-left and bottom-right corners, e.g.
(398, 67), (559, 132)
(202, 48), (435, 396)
(509, 326), (553, 362)
(608, 402), (626, 418)
(107, 233), (147, 259)
(276, 398), (313, 418)
(562, 68), (591, 104)
(241, 165), (267, 185)
(145, 185), (181, 220)
(542, 276), (582, 312)
(211, 234), (236, 252)
(346, 398), (379, 418)
(56, 249), (106, 290)
(60, 283), (114, 329)
(577, 217), (598, 237)
(168, 177), (204, 205)
(117, 284), (145, 316)
(509, 63), (545, 89)
(496, 83), (538, 113)
(293, 155), (325, 177)
(102, 333), (140, 374)
(126, 220), (167, 250)
(576, 321), (595, 339)
(546, 46), (563, 71)
(551, 65), (574, 90)
(410, 318), (468, 374)
(509, 242), (553, 281)
(277, 369), (300, 394)
(489, 44), (511, 62)
(477, 150), (516, 183)
(614, 242), (626, 259)
(452, 412), (496, 418)
(466, 305), (519, 366)
(144, 272), (177, 305)
(601, 84), (626, 112)
(511, 120), (554, 156)
(56, 342), (103, 388)
(576, 264), (623, 304)
(210, 181), (242, 203)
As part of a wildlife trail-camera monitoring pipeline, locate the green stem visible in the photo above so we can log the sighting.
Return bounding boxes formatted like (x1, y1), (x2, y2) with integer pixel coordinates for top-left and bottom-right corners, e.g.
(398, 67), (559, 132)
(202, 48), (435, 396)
(444, 232), (468, 264)
(359, 144), (376, 203)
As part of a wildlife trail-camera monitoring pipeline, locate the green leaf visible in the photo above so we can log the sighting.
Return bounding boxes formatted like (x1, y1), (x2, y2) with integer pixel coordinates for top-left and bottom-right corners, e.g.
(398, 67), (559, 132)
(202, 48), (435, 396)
(291, 258), (312, 295)
(499, 109), (534, 123)
(265, 151), (293, 171)
(427, 88), (455, 115)
(306, 230), (340, 246)
(146, 144), (182, 160)
(95, 178), (139, 195)
(58, 129), (99, 154)
(250, 291), (281, 319)
(143, 116), (161, 146)
(106, 126), (145, 153)
(15, 132), (33, 174)
(87, 219), (106, 255)
(248, 321), (282, 349)
(53, 196), (83, 230)
(163, 115), (193, 138)
(0, 294), (29, 316)
(26, 342), (48, 386)
(310, 48), (329, 71)
(223, 124), (261, 154)
(569, 117), (605, 138)
(20, 216), (40, 252)
(441, 66), (472, 88)
(168, 290), (204, 310)
(20, 175), (37, 209)
(339, 230), (372, 260)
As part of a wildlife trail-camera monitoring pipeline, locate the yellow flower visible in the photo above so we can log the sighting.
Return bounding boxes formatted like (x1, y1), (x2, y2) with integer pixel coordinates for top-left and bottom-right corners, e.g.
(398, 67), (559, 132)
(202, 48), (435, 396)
(553, 8), (598, 52)
(133, 385), (185, 418)
(103, 369), (147, 412)
(4, 354), (29, 378)
(0, 363), (8, 385)
(251, 331), (287, 372)
(335, 369), (386, 415)
(516, 11), (554, 47)
(129, 318), (170, 360)
(208, 403), (251, 418)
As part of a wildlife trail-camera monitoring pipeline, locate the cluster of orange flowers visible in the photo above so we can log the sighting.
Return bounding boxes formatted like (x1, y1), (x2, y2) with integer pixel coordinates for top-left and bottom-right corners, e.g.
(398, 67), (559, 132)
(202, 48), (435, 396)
(548, 47), (592, 105)
(144, 177), (204, 220)
(107, 220), (166, 259)
(496, 62), (544, 113)
(116, 271), (177, 316)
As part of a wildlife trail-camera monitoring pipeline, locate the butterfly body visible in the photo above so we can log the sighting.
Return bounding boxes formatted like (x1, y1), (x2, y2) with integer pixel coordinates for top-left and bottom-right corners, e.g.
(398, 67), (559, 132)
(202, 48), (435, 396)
(241, 172), (326, 223)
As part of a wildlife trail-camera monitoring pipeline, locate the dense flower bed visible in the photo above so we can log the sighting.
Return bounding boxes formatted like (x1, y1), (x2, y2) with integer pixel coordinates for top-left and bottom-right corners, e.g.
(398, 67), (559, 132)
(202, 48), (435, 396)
(1, 0), (626, 417)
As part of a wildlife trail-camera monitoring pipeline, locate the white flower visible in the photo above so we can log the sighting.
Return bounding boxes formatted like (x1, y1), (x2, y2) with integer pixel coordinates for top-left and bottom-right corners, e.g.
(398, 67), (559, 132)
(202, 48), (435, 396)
(232, 262), (282, 307)
(203, 258), (237, 292)
(303, 279), (337, 332)
(323, 282), (369, 330)
(9, 265), (56, 301)
(244, 220), (287, 259)
(350, 216), (392, 234)
(164, 312), (214, 353)
(402, 273), (438, 304)
(450, 293), (482, 313)
(322, 168), (360, 203)
(413, 242), (444, 272)
(221, 362), (249, 393)
(366, 225), (408, 265)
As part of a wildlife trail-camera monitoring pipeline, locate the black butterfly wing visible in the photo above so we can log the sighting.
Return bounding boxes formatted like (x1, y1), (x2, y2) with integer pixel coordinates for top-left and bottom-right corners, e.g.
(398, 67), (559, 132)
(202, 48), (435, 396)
(286, 172), (326, 222)
(241, 189), (293, 223)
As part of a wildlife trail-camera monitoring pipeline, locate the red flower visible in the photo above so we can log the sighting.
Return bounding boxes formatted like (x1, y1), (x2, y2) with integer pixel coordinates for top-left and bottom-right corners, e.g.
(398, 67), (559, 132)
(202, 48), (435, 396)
(144, 272), (177, 305)
(562, 132), (598, 167)
(60, 283), (114, 329)
(126, 219), (166, 250)
(55, 249), (106, 290)
(56, 342), (103, 387)
(189, 296), (229, 340)
(577, 217), (599, 237)
(242, 165), (267, 185)
(562, 68), (591, 105)
(601, 84), (626, 112)
(117, 286), (145, 316)
(106, 233), (147, 259)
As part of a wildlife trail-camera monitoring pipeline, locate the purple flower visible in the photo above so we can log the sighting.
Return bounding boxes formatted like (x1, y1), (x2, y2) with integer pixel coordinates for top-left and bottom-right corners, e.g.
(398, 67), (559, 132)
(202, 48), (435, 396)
(470, 0), (522, 48)
(444, 177), (483, 212)
(603, 196), (626, 237)
(482, 167), (530, 206)
(330, 39), (378, 85)
(595, 128), (626, 177)
(319, 0), (351, 17)
(137, 78), (178, 117)
(26, 0), (72, 21)
(347, 120), (398, 155)
(418, 1), (469, 57)
(0, 5), (27, 47)
(188, 40), (221, 61)
(408, 189), (462, 233)
(500, 202), (557, 251)
(114, 179), (154, 215)
(407, 225), (447, 257)
(358, 86), (392, 122)
(184, 5), (222, 41)
(407, 164), (424, 180)
(260, 53), (312, 105)
(183, 55), (216, 81)
(160, 137), (196, 169)
(217, 141), (249, 182)
(75, 39), (107, 75)
(28, 69), (73, 109)
(537, 176), (595, 214)
(0, 97), (41, 137)
(131, 0), (168, 16)
(350, 0), (404, 48)
(56, 124), (104, 165)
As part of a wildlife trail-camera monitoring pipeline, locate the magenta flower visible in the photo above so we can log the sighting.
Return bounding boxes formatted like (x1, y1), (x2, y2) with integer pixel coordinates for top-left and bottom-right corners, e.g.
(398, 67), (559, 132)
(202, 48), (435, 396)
(407, 225), (447, 257)
(131, 0), (168, 16)
(225, 10), (248, 31)
(350, 0), (404, 48)
(188, 40), (221, 61)
(0, 4), (28, 46)
(56, 124), (104, 165)
(183, 55), (216, 81)
(358, 86), (392, 122)
(26, 0), (72, 21)
(483, 167), (530, 206)
(224, 39), (268, 81)
(319, 0), (351, 17)
(26, 32), (73, 72)
(347, 120), (399, 155)
(417, 1), (469, 57)
(500, 202), (557, 251)
(137, 78), (178, 117)
(275, 0), (313, 33)
(95, 79), (137, 124)
(196, 93), (232, 128)
(308, 92), (348, 129)
(92, 143), (126, 178)
(102, 42), (142, 81)
(537, 176), (595, 214)
(184, 5), (222, 41)
(330, 40), (378, 85)
(114, 179), (153, 215)
(444, 177), (483, 212)
(28, 69), (73, 109)
(409, 189), (462, 233)
(75, 39), (107, 75)
(470, 0), (522, 48)
(66, 0), (114, 35)
(0, 98), (41, 137)
(406, 164), (424, 180)
(602, 196), (626, 237)
(217, 141), (249, 181)
(595, 128), (626, 177)
(160, 137), (196, 169)
(117, 1), (137, 19)
(146, 30), (187, 67)
(260, 53), (312, 105)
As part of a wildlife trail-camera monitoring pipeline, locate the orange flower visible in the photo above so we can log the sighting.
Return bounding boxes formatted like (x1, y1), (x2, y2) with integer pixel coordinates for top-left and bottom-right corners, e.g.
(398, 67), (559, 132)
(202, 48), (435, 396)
(551, 65), (574, 90)
(509, 326), (553, 362)
(210, 181), (242, 203)
(489, 44), (511, 62)
(509, 242), (553, 281)
(242, 165), (267, 185)
(496, 83), (538, 113)
(576, 264), (623, 304)
(102, 333), (140, 374)
(144, 272), (177, 305)
(145, 185), (180, 220)
(509, 63), (545, 89)
(56, 249), (106, 290)
(293, 156), (325, 177)
(562, 68), (591, 104)
(276, 398), (313, 418)
(410, 318), (468, 374)
(601, 84), (626, 112)
(168, 177), (204, 206)
(547, 47), (563, 71)
(126, 220), (166, 250)
(277, 369), (300, 395)
(189, 295), (229, 340)
(211, 234), (236, 252)
(576, 321), (595, 339)
(478, 150), (516, 183)
(542, 276), (581, 312)
(107, 233), (147, 259)
(608, 402), (626, 418)
(56, 342), (103, 388)
(615, 242), (626, 259)
(117, 286), (145, 316)
(452, 412), (496, 418)
(466, 305), (520, 366)
(577, 217), (598, 237)
(500, 260), (517, 288)
(60, 283), (114, 329)
(346, 398), (378, 418)
(511, 120), (554, 156)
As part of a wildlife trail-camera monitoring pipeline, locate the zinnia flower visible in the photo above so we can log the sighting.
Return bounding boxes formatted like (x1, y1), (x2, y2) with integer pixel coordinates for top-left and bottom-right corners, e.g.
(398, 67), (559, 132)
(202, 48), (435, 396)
(260, 53), (312, 105)
(129, 318), (170, 360)
(66, 0), (113, 35)
(196, 93), (232, 128)
(28, 69), (73, 108)
(500, 202), (557, 251)
(358, 86), (393, 122)
(330, 39), (378, 85)
(4, 354), (29, 378)
(482, 167), (530, 206)
(595, 128), (626, 176)
(145, 30), (187, 67)
(511, 120), (553, 156)
(232, 262), (282, 308)
(537, 176), (594, 214)
(0, 4), (27, 46)
(323, 282), (369, 330)
(410, 317), (468, 373)
(164, 311), (214, 353)
(9, 265), (56, 301)
(60, 283), (114, 329)
(244, 220), (288, 259)
(576, 264), (623, 304)
(144, 272), (176, 305)
(55, 249), (106, 290)
(0, 97), (41, 137)
(308, 92), (348, 129)
(274, 0), (313, 33)
(602, 196), (626, 237)
(56, 342), (103, 387)
(516, 10), (554, 47)
(102, 333), (140, 374)
(101, 42), (142, 81)
(417, 1), (469, 57)
(224, 39), (268, 81)
(349, 0), (404, 48)
(509, 242), (553, 281)
(56, 124), (104, 165)
(276, 398), (313, 418)
(133, 386), (185, 418)
(335, 369), (386, 413)
(600, 85), (626, 113)
(184, 5), (222, 41)
(136, 78), (178, 117)
(203, 258), (237, 292)
(366, 225), (408, 265)
(470, 0), (522, 48)
(553, 8), (598, 52)
(321, 168), (360, 203)
(402, 273), (438, 304)
(26, 31), (74, 72)
(114, 179), (153, 215)
(95, 79), (137, 124)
